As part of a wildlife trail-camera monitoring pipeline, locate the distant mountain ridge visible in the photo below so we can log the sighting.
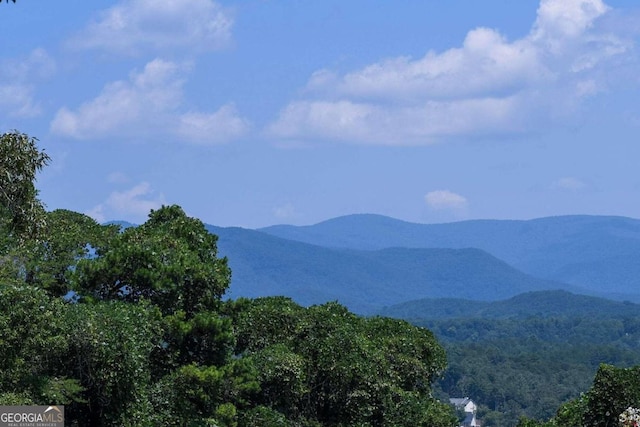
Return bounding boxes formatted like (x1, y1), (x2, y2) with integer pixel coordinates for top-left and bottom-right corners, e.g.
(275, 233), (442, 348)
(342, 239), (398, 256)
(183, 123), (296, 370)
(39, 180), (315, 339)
(106, 214), (640, 313)
(208, 225), (581, 314)
(260, 214), (640, 298)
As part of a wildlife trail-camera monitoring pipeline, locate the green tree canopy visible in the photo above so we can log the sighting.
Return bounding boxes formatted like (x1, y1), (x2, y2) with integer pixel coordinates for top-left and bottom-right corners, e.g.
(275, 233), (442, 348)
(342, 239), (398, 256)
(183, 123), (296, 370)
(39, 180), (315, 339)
(0, 285), (75, 405)
(27, 209), (119, 296)
(229, 297), (456, 426)
(76, 204), (231, 317)
(0, 131), (50, 245)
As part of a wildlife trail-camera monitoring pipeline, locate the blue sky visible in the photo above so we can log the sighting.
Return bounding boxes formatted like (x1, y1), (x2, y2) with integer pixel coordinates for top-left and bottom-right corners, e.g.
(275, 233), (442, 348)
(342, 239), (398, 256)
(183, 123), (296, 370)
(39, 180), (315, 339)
(2, 0), (640, 228)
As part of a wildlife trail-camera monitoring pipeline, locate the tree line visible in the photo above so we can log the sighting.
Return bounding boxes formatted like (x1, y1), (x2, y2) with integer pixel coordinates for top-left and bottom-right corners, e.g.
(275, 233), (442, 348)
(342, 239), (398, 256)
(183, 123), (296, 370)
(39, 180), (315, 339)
(0, 131), (456, 426)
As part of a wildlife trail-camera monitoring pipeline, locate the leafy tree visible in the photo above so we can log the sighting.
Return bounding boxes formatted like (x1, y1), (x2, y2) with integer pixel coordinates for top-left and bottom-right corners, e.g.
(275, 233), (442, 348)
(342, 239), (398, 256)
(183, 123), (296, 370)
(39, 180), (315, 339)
(69, 204), (258, 425)
(159, 309), (236, 371)
(231, 296), (305, 353)
(516, 364), (640, 427)
(551, 395), (588, 427)
(25, 209), (119, 296)
(0, 131), (50, 245)
(0, 131), (51, 284)
(249, 343), (308, 417)
(62, 301), (163, 426)
(149, 359), (259, 427)
(582, 364), (640, 427)
(0, 285), (83, 406)
(230, 297), (456, 426)
(76, 205), (231, 317)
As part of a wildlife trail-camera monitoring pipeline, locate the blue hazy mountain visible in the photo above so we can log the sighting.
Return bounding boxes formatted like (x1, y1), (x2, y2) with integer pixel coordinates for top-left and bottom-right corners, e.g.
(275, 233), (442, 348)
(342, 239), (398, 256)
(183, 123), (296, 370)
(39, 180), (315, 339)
(260, 214), (640, 298)
(208, 225), (579, 314)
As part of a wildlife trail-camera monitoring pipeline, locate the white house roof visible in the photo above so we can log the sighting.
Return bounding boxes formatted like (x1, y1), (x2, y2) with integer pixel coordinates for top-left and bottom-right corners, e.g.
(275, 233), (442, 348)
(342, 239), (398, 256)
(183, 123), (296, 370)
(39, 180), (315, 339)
(450, 397), (472, 407)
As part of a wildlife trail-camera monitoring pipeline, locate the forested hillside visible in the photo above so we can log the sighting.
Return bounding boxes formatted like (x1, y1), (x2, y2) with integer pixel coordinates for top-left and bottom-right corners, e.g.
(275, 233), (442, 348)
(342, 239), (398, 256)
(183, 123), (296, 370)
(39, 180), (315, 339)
(261, 213), (640, 300)
(382, 292), (640, 426)
(432, 315), (640, 425)
(210, 225), (574, 313)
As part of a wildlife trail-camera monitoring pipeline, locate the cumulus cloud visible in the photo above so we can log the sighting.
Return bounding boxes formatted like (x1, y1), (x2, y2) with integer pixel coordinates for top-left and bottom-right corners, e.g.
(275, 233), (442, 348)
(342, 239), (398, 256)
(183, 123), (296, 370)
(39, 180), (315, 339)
(50, 59), (249, 144)
(0, 48), (56, 118)
(309, 28), (547, 102)
(70, 0), (233, 55)
(268, 0), (630, 145)
(532, 0), (609, 44)
(51, 59), (184, 138)
(177, 105), (251, 144)
(425, 190), (469, 212)
(269, 97), (521, 145)
(87, 182), (165, 224)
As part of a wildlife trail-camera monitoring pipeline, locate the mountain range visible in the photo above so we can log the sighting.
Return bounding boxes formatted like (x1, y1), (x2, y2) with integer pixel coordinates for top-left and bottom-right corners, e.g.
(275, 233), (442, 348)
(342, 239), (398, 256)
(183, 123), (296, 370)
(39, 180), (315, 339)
(203, 214), (640, 314)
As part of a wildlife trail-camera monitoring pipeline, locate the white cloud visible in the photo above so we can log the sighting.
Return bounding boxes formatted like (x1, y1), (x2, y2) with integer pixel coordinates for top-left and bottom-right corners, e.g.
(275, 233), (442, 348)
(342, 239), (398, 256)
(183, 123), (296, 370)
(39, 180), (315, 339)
(50, 59), (249, 144)
(269, 97), (522, 145)
(0, 84), (40, 118)
(70, 0), (233, 55)
(269, 0), (629, 145)
(532, 0), (609, 44)
(0, 48), (56, 118)
(425, 190), (469, 212)
(87, 182), (165, 223)
(51, 59), (184, 138)
(7, 48), (57, 80)
(314, 28), (546, 102)
(552, 176), (587, 191)
(177, 105), (251, 144)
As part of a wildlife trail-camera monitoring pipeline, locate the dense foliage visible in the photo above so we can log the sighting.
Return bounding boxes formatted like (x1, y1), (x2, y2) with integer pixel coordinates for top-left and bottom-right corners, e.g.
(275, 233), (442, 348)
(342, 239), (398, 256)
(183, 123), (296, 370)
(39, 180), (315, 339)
(227, 297), (454, 426)
(417, 315), (640, 426)
(517, 364), (640, 427)
(0, 131), (457, 426)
